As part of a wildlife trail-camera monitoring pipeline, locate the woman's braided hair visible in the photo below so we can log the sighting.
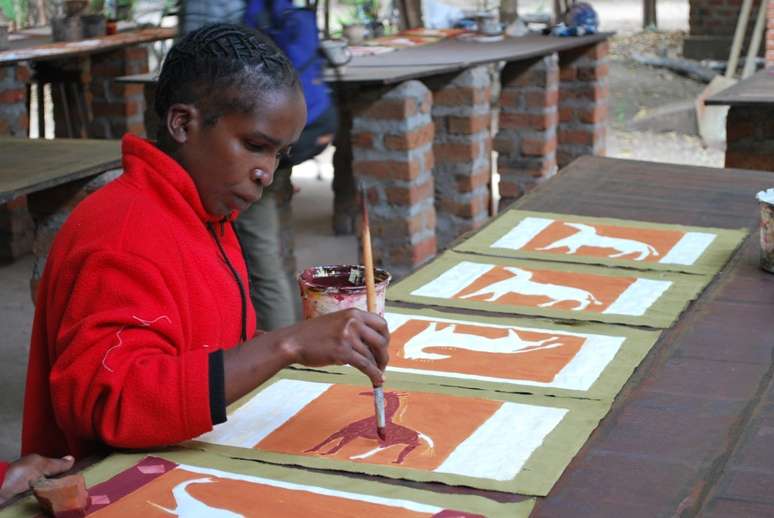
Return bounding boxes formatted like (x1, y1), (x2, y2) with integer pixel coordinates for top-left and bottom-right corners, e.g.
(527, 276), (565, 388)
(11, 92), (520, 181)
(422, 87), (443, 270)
(155, 23), (298, 127)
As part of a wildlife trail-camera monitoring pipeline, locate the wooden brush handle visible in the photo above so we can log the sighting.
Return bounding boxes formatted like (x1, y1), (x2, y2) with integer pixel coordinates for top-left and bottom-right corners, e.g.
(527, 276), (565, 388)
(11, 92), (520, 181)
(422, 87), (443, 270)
(362, 221), (376, 313)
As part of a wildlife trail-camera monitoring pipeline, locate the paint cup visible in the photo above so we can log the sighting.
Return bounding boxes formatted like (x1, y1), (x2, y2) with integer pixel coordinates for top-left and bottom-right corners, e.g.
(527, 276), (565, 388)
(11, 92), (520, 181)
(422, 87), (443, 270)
(757, 188), (774, 273)
(298, 265), (391, 319)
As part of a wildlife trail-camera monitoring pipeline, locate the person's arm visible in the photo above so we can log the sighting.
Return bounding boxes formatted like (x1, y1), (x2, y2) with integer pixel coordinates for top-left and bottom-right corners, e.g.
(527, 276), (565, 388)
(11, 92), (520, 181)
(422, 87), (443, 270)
(222, 308), (390, 404)
(0, 455), (74, 505)
(49, 251), (218, 449)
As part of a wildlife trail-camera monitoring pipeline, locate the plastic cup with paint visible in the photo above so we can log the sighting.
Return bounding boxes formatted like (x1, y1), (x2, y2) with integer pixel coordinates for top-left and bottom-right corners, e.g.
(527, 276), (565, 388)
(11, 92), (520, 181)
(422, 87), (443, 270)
(757, 188), (774, 273)
(297, 265), (391, 319)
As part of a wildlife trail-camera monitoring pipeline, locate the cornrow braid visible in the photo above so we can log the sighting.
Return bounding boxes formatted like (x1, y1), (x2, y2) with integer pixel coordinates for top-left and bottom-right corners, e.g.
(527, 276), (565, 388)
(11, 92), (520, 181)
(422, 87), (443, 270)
(155, 23), (298, 127)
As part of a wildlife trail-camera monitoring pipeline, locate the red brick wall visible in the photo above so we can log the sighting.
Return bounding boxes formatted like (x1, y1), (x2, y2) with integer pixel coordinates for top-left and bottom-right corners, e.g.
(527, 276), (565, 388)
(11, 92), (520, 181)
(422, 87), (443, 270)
(767, 0), (774, 68)
(89, 46), (149, 138)
(687, 0), (767, 59)
(0, 64), (30, 137)
(725, 105), (774, 171)
(425, 65), (493, 250)
(495, 53), (559, 209)
(557, 41), (609, 168)
(350, 80), (437, 279)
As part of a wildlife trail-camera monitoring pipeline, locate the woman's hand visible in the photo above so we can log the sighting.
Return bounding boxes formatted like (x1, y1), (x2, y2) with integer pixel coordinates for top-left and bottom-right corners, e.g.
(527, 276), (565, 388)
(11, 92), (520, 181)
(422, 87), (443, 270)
(0, 454), (75, 504)
(279, 308), (390, 386)
(223, 308), (390, 405)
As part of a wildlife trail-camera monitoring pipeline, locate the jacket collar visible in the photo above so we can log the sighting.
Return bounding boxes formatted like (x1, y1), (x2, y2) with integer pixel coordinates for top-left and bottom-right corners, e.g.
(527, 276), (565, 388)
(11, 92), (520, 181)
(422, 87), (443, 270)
(121, 134), (239, 224)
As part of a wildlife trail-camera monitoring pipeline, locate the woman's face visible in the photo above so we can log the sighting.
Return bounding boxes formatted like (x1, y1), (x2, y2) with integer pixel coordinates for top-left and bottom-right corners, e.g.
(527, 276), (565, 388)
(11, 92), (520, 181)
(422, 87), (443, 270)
(178, 87), (307, 217)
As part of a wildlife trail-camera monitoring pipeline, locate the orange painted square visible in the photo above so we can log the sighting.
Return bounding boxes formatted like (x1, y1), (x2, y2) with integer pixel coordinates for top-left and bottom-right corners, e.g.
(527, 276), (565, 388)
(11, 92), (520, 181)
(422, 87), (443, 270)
(257, 384), (503, 471)
(453, 266), (635, 312)
(390, 319), (585, 383)
(90, 467), (432, 518)
(523, 221), (684, 262)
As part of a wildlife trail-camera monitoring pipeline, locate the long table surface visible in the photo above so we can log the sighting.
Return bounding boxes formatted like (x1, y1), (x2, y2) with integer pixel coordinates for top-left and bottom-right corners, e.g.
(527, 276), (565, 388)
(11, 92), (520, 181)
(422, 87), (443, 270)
(705, 68), (774, 107)
(0, 27), (176, 66)
(512, 156), (774, 516)
(115, 32), (610, 86)
(0, 138), (121, 204)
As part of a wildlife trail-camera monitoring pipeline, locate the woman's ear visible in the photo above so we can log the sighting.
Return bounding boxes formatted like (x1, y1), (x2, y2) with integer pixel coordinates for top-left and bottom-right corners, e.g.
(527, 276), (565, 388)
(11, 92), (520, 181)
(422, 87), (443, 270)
(165, 104), (200, 144)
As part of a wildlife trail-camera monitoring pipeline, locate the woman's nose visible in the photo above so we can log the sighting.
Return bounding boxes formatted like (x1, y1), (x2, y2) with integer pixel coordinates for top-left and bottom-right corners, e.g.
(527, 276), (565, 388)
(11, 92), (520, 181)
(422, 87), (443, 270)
(252, 169), (274, 187)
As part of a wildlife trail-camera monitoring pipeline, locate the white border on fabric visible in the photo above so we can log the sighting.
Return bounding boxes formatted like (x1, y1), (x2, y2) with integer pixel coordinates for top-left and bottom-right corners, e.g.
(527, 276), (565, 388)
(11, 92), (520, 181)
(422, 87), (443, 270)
(410, 261), (493, 298)
(491, 217), (554, 251)
(435, 402), (567, 481)
(602, 278), (672, 316)
(196, 380), (331, 448)
(659, 231), (716, 265)
(168, 464), (443, 513)
(384, 312), (625, 391)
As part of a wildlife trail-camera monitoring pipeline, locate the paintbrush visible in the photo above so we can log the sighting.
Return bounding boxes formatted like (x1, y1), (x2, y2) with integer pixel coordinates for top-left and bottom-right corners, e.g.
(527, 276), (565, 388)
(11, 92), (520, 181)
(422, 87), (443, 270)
(360, 181), (386, 441)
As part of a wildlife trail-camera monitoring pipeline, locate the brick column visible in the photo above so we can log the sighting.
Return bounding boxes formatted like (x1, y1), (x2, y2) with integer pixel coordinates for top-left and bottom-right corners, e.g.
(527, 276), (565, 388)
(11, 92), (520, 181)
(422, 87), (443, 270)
(557, 41), (609, 168)
(0, 63), (33, 259)
(426, 66), (493, 250)
(351, 80), (436, 279)
(725, 106), (774, 172)
(0, 64), (30, 136)
(767, 0), (774, 68)
(29, 169), (123, 302)
(89, 46), (149, 138)
(495, 54), (559, 209)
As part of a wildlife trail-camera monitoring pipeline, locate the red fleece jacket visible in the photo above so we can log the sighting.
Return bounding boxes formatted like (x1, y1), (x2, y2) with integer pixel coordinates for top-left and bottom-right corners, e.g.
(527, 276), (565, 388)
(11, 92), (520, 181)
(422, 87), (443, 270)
(22, 134), (257, 459)
(0, 461), (7, 489)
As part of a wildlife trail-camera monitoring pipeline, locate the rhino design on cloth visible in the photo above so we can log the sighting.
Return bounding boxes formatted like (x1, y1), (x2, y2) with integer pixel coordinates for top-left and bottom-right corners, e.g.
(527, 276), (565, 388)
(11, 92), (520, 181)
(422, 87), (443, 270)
(461, 267), (603, 310)
(538, 223), (659, 261)
(402, 322), (563, 361)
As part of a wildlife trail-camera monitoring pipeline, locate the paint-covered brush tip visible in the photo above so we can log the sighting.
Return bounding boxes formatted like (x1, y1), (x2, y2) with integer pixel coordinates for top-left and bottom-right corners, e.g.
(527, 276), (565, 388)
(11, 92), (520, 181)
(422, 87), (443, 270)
(377, 426), (386, 441)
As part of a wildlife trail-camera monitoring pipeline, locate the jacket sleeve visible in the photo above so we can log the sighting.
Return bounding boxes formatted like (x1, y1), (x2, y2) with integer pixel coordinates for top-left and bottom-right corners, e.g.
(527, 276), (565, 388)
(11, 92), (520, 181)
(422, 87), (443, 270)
(48, 250), (215, 449)
(0, 461), (8, 489)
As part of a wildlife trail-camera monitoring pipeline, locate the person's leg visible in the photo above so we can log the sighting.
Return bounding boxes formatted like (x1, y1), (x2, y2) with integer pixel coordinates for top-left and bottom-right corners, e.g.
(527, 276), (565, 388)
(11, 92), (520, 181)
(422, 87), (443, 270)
(234, 167), (300, 331)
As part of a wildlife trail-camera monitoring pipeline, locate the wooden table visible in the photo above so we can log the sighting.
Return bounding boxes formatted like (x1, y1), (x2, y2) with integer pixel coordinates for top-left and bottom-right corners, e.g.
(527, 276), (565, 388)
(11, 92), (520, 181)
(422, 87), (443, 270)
(705, 69), (774, 172)
(517, 156), (774, 516)
(3, 154), (771, 516)
(0, 137), (120, 204)
(0, 27), (176, 66)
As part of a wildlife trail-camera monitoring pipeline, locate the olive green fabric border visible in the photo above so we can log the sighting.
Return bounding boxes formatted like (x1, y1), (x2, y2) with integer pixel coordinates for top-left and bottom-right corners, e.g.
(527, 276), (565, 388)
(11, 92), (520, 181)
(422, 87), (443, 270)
(185, 370), (610, 496)
(292, 306), (660, 401)
(454, 209), (747, 275)
(387, 251), (710, 328)
(0, 449), (533, 517)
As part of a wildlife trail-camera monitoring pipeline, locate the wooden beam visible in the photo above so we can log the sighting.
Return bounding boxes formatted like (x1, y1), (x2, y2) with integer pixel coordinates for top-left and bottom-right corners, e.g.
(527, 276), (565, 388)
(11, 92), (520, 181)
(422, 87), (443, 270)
(643, 0), (657, 28)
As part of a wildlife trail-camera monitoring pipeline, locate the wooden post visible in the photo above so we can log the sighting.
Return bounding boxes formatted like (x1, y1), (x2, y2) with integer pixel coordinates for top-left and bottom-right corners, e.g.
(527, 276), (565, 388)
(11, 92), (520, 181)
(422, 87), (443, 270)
(399, 0), (423, 30)
(500, 0), (519, 25)
(643, 0), (657, 28)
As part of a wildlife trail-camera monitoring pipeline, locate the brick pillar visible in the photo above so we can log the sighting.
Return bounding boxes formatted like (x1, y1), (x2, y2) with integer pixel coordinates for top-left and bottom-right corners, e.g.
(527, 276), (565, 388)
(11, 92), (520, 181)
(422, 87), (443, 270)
(89, 46), (149, 138)
(725, 106), (774, 172)
(767, 0), (774, 68)
(495, 54), (559, 209)
(0, 64), (30, 136)
(426, 66), (493, 250)
(557, 41), (609, 169)
(351, 80), (436, 280)
(29, 169), (123, 302)
(0, 63), (33, 259)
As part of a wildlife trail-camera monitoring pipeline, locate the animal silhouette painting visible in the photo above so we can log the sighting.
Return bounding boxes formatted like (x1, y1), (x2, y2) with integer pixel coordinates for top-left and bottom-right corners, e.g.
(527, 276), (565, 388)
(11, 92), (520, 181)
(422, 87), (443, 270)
(538, 223), (659, 260)
(306, 392), (434, 465)
(402, 322), (563, 361)
(149, 477), (244, 517)
(460, 267), (603, 310)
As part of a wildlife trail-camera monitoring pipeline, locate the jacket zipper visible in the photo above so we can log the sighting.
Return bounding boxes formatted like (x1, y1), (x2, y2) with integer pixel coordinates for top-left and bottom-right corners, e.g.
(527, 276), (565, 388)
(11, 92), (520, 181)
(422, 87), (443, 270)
(207, 221), (247, 343)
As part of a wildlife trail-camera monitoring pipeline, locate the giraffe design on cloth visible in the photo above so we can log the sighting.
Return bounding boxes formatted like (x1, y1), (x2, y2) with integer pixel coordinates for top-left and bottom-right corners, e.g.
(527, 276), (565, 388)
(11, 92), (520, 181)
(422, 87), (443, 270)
(305, 392), (434, 464)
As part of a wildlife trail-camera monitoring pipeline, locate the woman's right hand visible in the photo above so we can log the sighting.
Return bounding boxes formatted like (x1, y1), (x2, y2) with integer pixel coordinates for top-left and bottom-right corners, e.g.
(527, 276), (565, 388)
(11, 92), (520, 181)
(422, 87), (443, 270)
(277, 308), (390, 386)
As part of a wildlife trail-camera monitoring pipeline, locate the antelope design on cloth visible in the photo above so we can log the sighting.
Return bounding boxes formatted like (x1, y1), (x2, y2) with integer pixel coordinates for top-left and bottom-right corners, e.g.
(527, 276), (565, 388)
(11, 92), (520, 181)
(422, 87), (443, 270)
(461, 267), (603, 310)
(306, 392), (434, 464)
(149, 477), (243, 517)
(403, 322), (563, 361)
(538, 223), (659, 261)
